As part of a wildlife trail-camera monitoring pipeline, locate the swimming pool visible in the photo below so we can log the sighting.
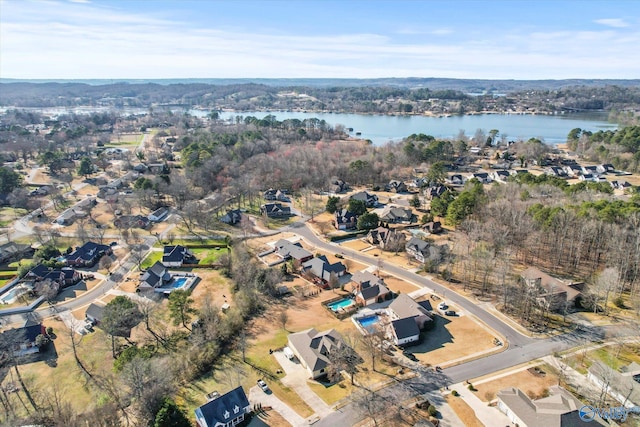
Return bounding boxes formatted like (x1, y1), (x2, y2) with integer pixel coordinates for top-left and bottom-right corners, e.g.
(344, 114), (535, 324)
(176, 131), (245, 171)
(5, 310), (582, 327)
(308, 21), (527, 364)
(0, 285), (30, 304)
(327, 298), (354, 312)
(357, 315), (380, 329)
(171, 277), (188, 288)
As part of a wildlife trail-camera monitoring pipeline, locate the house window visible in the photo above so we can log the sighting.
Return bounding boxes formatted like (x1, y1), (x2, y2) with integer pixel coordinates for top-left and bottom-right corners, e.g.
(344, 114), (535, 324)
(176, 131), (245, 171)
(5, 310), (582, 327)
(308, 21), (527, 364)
(320, 368), (324, 373)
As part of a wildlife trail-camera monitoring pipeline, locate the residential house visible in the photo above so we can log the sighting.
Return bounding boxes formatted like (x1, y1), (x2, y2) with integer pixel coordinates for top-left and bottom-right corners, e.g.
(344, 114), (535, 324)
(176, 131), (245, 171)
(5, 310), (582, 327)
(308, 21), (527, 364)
(85, 302), (105, 325)
(581, 165), (599, 175)
(469, 146), (482, 155)
(287, 328), (349, 379)
(351, 270), (391, 306)
(597, 163), (615, 174)
(301, 255), (346, 287)
(409, 178), (427, 189)
(148, 207), (169, 222)
(385, 180), (408, 193)
(520, 267), (584, 312)
(467, 172), (492, 184)
(422, 221), (442, 235)
(132, 163), (148, 173)
(114, 215), (150, 229)
(0, 320), (46, 357)
(139, 261), (171, 290)
(260, 203), (291, 218)
(611, 180), (632, 190)
(65, 241), (112, 267)
(490, 170), (511, 182)
(423, 184), (447, 199)
(563, 164), (582, 177)
(0, 242), (33, 264)
(587, 361), (640, 408)
(147, 163), (168, 174)
(388, 293), (433, 331)
(162, 245), (196, 267)
(263, 188), (289, 201)
(329, 179), (349, 193)
(194, 386), (251, 427)
(497, 386), (600, 427)
(544, 166), (567, 178)
(390, 317), (421, 346)
(334, 209), (358, 230)
(220, 209), (242, 225)
(578, 173), (596, 182)
(379, 205), (414, 224)
(273, 239), (313, 263)
(54, 208), (80, 226)
(25, 264), (81, 288)
(446, 174), (465, 185)
(366, 226), (406, 251)
(350, 191), (379, 208)
(405, 237), (433, 263)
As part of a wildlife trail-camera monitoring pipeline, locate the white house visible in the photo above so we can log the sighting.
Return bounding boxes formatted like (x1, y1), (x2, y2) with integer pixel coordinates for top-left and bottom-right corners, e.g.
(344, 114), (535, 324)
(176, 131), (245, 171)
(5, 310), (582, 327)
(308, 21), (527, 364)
(194, 386), (251, 427)
(148, 207), (169, 222)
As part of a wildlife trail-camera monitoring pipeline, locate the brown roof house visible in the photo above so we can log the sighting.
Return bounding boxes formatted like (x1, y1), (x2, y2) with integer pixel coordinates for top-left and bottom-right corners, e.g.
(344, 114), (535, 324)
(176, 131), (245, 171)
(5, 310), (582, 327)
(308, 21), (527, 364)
(366, 226), (406, 251)
(520, 267), (584, 312)
(287, 328), (350, 379)
(497, 386), (606, 426)
(350, 270), (391, 306)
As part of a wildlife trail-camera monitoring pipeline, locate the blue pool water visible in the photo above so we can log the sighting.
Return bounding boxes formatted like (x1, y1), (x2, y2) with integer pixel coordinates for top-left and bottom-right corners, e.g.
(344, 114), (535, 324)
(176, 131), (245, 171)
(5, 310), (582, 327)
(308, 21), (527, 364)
(327, 298), (354, 311)
(357, 315), (380, 329)
(171, 277), (188, 289)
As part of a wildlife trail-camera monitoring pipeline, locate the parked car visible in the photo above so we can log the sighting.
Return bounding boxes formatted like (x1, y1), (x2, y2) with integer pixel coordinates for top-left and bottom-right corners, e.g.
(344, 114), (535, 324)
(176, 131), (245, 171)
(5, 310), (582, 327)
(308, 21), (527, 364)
(438, 302), (448, 310)
(444, 310), (456, 316)
(257, 379), (269, 392)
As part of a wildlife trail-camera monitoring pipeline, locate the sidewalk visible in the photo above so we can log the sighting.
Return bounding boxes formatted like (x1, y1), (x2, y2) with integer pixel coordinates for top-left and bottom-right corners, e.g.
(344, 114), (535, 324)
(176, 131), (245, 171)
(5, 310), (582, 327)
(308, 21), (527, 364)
(446, 381), (511, 427)
(248, 385), (307, 427)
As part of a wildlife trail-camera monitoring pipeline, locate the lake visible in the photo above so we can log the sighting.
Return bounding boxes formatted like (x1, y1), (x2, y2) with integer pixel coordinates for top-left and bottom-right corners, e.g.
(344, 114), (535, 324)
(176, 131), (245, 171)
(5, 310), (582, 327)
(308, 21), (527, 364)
(217, 110), (617, 146)
(0, 105), (617, 146)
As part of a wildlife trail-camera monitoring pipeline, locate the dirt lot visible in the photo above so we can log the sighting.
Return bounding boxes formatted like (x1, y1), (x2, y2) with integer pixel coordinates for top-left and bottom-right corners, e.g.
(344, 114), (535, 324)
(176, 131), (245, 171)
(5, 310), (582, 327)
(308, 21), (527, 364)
(472, 364), (559, 402)
(409, 313), (500, 367)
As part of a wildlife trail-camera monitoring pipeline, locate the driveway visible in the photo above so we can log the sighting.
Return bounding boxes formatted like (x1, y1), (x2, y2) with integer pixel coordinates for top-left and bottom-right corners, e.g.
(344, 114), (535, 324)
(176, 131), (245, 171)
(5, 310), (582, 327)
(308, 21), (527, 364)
(248, 385), (307, 427)
(273, 350), (334, 417)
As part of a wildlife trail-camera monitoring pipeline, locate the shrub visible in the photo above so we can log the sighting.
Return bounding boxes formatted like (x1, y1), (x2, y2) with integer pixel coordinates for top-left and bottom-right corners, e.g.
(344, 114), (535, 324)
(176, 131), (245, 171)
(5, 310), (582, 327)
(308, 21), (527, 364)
(451, 390), (459, 397)
(46, 326), (54, 336)
(468, 383), (477, 391)
(614, 296), (625, 308)
(427, 404), (437, 417)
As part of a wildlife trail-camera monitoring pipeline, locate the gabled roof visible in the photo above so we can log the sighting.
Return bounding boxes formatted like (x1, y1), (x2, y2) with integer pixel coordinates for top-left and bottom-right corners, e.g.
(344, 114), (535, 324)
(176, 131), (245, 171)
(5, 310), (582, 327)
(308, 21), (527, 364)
(195, 386), (250, 427)
(389, 294), (431, 320)
(334, 209), (357, 225)
(302, 256), (346, 282)
(391, 317), (420, 340)
(274, 239), (312, 261)
(162, 245), (193, 263)
(406, 237), (430, 255)
(360, 284), (389, 301)
(520, 267), (581, 302)
(288, 328), (344, 373)
(66, 241), (110, 263)
(85, 302), (105, 322)
(351, 270), (385, 288)
(141, 261), (170, 287)
(380, 205), (413, 222)
(497, 386), (601, 427)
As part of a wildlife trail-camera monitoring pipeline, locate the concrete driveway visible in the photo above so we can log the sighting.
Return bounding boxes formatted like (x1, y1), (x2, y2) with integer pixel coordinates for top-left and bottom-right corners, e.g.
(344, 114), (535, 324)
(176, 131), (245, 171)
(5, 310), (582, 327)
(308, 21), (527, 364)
(273, 350), (335, 418)
(248, 385), (307, 427)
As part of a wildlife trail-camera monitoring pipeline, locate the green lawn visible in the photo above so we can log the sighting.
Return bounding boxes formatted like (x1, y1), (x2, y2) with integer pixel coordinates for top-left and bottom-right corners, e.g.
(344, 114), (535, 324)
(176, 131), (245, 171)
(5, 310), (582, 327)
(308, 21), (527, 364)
(153, 238), (228, 248)
(191, 248), (227, 264)
(140, 251), (163, 269)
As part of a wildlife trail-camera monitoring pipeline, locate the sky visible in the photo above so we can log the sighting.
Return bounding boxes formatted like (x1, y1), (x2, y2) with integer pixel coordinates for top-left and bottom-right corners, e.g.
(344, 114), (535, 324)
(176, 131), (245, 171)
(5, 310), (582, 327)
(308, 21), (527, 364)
(1, 0), (639, 80)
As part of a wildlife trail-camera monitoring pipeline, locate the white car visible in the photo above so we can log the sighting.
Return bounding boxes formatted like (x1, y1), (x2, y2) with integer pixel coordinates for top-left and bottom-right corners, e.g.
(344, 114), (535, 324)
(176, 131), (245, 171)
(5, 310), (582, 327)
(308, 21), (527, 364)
(257, 379), (269, 392)
(438, 302), (448, 310)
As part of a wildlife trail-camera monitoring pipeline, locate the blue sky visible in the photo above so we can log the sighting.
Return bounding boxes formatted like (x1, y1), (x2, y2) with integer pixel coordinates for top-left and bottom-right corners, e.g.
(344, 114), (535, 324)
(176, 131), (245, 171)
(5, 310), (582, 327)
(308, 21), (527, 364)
(1, 0), (639, 79)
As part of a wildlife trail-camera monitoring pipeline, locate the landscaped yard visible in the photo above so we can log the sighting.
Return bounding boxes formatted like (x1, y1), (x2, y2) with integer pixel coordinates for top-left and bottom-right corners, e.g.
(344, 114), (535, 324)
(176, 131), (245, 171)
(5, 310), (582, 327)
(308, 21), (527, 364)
(140, 251), (163, 269)
(0, 207), (28, 227)
(191, 247), (228, 264)
(472, 363), (559, 402)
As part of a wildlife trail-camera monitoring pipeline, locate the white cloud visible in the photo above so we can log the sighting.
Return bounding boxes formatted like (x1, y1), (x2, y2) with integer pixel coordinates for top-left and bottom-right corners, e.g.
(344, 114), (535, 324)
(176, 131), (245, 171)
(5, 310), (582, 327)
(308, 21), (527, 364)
(594, 18), (629, 28)
(1, 1), (640, 79)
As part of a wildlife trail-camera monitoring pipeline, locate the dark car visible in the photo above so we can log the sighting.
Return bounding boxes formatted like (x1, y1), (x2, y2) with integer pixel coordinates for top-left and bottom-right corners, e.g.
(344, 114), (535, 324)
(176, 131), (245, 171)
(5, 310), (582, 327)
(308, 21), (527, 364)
(403, 352), (418, 362)
(445, 310), (456, 316)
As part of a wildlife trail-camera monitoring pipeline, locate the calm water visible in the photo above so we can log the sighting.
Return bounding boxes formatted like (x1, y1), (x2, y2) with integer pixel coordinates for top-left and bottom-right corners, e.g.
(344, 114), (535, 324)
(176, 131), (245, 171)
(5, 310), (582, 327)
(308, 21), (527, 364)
(0, 106), (617, 146)
(218, 111), (617, 146)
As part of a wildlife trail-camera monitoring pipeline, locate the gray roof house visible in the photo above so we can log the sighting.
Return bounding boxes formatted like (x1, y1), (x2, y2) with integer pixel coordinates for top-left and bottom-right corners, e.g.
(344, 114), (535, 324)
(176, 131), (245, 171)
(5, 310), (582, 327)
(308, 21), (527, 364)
(139, 261), (171, 290)
(405, 237), (431, 263)
(497, 386), (606, 426)
(287, 328), (347, 379)
(379, 205), (414, 224)
(302, 255), (346, 284)
(260, 203), (291, 218)
(520, 267), (584, 312)
(194, 386), (251, 427)
(387, 293), (433, 345)
(390, 317), (421, 346)
(351, 271), (390, 306)
(587, 361), (640, 408)
(220, 209), (242, 225)
(274, 239), (313, 263)
(350, 191), (379, 207)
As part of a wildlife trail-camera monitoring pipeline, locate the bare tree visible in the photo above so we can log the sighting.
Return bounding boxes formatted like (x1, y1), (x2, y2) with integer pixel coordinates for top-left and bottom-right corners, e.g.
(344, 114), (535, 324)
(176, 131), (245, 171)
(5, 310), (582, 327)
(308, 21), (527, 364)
(278, 309), (289, 331)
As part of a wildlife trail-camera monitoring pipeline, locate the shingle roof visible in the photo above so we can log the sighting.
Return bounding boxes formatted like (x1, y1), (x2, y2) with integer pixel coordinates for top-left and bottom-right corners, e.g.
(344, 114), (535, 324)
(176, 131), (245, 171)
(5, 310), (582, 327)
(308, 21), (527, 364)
(274, 239), (312, 261)
(302, 256), (346, 281)
(288, 328), (344, 373)
(195, 386), (250, 427)
(391, 317), (420, 340)
(389, 294), (431, 319)
(66, 241), (110, 263)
